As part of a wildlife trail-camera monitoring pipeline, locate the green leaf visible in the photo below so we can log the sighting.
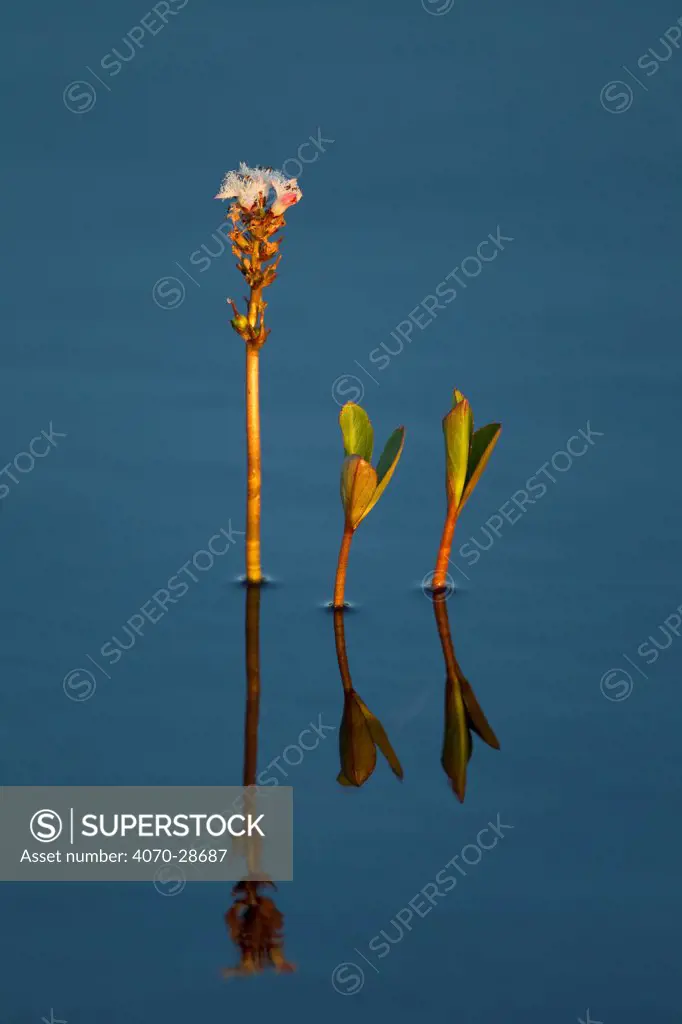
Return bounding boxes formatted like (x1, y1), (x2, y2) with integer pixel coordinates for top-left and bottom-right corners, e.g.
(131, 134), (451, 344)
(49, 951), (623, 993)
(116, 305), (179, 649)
(340, 456), (378, 530)
(339, 691), (377, 786)
(441, 675), (471, 802)
(452, 388), (466, 408)
(459, 423), (501, 511)
(355, 694), (404, 780)
(375, 426), (405, 484)
(357, 426), (405, 524)
(339, 403), (373, 462)
(443, 398), (473, 508)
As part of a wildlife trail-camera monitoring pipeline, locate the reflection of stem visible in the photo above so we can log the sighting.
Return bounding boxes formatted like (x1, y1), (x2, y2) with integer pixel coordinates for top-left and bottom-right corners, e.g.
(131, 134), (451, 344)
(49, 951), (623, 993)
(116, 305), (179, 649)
(244, 583), (261, 787)
(245, 346), (262, 583)
(433, 500), (457, 591)
(433, 595), (464, 686)
(244, 583), (261, 875)
(334, 606), (404, 785)
(433, 592), (500, 757)
(433, 593), (468, 801)
(333, 525), (354, 608)
(223, 583), (294, 978)
(333, 609), (353, 694)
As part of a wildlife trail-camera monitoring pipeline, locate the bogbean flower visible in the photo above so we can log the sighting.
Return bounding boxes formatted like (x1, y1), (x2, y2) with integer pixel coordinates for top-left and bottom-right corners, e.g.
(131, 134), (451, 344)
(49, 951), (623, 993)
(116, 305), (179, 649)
(213, 162), (302, 582)
(269, 171), (302, 216)
(214, 164), (302, 216)
(214, 168), (247, 204)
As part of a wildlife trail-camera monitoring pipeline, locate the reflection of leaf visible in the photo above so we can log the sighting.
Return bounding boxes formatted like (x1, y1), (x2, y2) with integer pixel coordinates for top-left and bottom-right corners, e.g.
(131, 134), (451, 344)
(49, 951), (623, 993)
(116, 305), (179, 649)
(433, 581), (500, 802)
(355, 694), (404, 780)
(441, 676), (471, 802)
(358, 426), (405, 523)
(337, 690), (403, 787)
(443, 399), (473, 507)
(459, 423), (501, 511)
(340, 456), (378, 529)
(340, 403), (373, 462)
(460, 676), (500, 750)
(338, 690), (377, 786)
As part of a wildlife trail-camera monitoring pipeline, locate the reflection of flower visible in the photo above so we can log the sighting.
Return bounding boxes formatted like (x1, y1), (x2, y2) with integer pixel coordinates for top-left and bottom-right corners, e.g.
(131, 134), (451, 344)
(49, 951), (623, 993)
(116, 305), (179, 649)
(338, 688), (403, 787)
(223, 880), (295, 977)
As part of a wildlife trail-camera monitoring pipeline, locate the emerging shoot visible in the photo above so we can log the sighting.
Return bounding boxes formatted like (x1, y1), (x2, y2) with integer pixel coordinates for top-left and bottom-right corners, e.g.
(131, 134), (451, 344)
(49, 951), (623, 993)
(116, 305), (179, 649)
(333, 402), (405, 608)
(432, 389), (501, 593)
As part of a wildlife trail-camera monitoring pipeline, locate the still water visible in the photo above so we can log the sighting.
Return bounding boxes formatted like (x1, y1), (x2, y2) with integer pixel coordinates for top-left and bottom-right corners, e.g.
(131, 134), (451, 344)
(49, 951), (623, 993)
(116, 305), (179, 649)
(2, 0), (682, 1020)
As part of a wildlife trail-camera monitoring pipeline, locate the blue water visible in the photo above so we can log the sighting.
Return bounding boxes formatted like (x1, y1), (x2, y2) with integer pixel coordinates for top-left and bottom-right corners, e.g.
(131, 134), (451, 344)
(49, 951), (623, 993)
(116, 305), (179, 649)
(2, 0), (682, 1020)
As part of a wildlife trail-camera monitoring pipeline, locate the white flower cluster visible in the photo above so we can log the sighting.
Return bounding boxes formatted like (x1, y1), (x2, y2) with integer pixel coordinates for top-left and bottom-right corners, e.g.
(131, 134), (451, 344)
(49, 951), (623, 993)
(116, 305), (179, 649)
(215, 163), (302, 215)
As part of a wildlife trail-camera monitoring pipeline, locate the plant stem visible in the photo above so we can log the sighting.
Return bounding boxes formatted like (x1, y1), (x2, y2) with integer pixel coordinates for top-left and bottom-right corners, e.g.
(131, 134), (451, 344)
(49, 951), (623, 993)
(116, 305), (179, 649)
(244, 223), (263, 583)
(433, 500), (458, 591)
(245, 344), (262, 582)
(333, 524), (354, 609)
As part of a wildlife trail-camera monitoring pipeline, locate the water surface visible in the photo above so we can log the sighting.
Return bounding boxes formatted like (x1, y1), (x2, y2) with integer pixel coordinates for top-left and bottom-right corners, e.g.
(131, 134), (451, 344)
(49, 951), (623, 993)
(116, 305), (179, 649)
(2, 0), (682, 1020)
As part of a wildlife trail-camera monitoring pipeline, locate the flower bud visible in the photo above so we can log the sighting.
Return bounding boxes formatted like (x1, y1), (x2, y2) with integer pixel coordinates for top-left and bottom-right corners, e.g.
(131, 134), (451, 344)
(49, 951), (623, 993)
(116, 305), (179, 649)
(271, 192), (301, 216)
(231, 313), (249, 333)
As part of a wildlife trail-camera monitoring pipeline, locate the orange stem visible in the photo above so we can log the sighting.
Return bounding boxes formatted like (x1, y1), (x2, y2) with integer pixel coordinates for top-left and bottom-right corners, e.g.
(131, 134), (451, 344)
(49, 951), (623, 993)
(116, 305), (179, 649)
(333, 525), (354, 609)
(244, 223), (263, 583)
(433, 500), (457, 591)
(245, 345), (262, 582)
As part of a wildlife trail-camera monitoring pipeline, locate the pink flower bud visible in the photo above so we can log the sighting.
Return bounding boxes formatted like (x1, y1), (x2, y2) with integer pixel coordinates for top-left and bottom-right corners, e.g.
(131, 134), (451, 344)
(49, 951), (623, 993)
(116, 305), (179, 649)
(271, 191), (301, 216)
(269, 171), (302, 216)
